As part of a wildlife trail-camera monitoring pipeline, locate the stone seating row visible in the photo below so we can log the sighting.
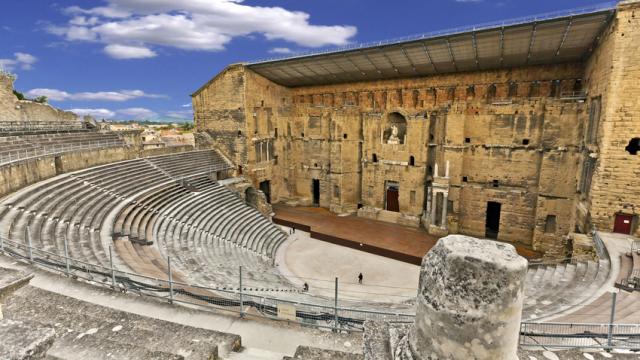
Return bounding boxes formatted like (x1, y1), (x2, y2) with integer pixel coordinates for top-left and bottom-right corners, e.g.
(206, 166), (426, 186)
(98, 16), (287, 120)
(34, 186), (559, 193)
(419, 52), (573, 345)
(110, 176), (292, 291)
(522, 259), (610, 321)
(0, 151), (231, 275)
(554, 252), (640, 323)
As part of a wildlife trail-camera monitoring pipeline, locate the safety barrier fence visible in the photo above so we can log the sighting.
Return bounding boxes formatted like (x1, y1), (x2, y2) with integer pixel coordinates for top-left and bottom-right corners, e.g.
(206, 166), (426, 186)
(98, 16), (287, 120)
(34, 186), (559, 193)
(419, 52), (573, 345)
(0, 121), (86, 132)
(615, 239), (640, 291)
(0, 235), (414, 332)
(519, 322), (640, 350)
(0, 233), (635, 346)
(0, 139), (125, 166)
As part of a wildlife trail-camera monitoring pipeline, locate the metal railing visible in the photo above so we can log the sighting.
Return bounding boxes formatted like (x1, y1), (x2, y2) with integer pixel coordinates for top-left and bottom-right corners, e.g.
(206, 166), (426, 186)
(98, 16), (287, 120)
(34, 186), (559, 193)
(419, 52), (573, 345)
(520, 322), (640, 350)
(592, 230), (610, 261)
(0, 232), (635, 343)
(248, 2), (616, 65)
(0, 121), (86, 132)
(631, 240), (640, 254)
(0, 235), (414, 332)
(0, 139), (125, 166)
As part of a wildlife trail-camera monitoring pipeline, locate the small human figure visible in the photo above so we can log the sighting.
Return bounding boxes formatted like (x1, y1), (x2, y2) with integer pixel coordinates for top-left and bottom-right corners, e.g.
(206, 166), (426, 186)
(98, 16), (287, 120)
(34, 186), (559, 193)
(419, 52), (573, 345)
(303, 282), (309, 292)
(358, 273), (363, 284)
(292, 228), (296, 234)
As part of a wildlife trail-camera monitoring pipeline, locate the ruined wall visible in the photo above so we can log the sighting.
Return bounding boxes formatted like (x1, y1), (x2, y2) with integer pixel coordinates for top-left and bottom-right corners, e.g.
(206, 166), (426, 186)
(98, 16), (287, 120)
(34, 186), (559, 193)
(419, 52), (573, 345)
(192, 65), (247, 169)
(242, 69), (292, 205)
(0, 74), (79, 123)
(584, 1), (640, 237)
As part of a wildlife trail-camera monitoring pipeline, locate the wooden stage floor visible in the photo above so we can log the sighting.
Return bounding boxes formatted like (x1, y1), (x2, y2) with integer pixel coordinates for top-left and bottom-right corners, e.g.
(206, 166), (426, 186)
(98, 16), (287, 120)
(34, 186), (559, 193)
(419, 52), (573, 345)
(273, 205), (540, 265)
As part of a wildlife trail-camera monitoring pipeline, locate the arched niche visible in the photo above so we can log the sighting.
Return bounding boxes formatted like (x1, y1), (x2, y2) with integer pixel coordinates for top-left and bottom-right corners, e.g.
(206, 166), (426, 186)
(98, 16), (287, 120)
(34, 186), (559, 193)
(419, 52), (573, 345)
(383, 112), (407, 145)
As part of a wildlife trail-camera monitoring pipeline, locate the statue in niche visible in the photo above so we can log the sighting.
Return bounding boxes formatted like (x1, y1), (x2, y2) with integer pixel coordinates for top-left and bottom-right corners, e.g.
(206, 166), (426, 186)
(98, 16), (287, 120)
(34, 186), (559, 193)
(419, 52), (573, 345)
(387, 124), (400, 144)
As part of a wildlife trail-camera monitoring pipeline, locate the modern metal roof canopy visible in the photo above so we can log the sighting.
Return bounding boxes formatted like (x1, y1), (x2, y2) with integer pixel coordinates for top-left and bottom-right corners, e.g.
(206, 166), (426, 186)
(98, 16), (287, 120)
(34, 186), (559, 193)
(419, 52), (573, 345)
(246, 3), (616, 87)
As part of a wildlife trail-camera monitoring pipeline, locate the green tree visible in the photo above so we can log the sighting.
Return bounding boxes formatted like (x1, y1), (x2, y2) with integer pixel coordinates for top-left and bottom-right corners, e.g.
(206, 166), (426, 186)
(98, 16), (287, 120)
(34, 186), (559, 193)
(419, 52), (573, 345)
(180, 122), (194, 131)
(33, 96), (48, 104)
(12, 90), (25, 100)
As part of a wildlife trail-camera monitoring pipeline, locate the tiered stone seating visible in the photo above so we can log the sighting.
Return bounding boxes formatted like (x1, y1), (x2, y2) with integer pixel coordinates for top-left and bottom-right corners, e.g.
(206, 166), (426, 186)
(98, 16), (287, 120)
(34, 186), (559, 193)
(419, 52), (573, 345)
(147, 182), (289, 288)
(107, 171), (293, 292)
(0, 130), (125, 165)
(0, 151), (231, 275)
(522, 259), (610, 321)
(553, 246), (640, 324)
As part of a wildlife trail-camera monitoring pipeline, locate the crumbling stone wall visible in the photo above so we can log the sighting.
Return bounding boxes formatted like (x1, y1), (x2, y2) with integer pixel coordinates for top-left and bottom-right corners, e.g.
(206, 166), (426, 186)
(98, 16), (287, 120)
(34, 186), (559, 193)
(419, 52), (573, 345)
(192, 65), (248, 170)
(0, 74), (79, 123)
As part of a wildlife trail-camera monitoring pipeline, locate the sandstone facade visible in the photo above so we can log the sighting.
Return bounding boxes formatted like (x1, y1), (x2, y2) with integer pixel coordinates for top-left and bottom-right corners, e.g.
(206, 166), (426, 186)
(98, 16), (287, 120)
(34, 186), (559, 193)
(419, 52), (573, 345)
(193, 2), (640, 258)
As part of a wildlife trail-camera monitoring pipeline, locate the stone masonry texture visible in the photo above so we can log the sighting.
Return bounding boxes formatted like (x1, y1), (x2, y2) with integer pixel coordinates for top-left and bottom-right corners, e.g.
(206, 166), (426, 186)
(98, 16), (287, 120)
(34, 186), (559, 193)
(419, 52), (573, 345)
(193, 1), (640, 259)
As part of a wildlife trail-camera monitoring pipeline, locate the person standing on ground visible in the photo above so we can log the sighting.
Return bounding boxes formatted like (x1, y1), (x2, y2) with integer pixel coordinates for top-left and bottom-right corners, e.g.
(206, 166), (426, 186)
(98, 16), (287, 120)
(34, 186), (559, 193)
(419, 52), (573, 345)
(358, 273), (363, 284)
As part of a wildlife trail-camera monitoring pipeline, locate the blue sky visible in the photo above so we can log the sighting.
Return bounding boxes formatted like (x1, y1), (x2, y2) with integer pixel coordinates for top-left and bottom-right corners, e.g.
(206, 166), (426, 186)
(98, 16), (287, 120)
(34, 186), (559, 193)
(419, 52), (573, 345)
(0, 0), (613, 122)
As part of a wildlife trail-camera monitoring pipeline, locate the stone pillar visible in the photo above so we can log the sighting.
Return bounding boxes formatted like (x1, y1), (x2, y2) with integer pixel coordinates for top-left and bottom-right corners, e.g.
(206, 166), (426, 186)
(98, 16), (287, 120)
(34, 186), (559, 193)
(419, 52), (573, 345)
(266, 139), (270, 161)
(408, 235), (528, 360)
(441, 193), (448, 229)
(430, 191), (438, 225)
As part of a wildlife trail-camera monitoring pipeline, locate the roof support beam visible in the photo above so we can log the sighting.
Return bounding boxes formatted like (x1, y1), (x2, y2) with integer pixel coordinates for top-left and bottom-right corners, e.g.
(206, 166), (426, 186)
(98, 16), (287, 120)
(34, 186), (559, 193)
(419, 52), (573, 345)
(445, 39), (458, 71)
(582, 11), (615, 60)
(280, 65), (312, 86)
(301, 62), (332, 83)
(555, 18), (573, 56)
(526, 22), (537, 64)
(499, 27), (505, 66)
(471, 32), (480, 70)
(315, 62), (337, 79)
(343, 54), (367, 77)
(400, 45), (418, 73)
(421, 42), (438, 73)
(378, 48), (400, 74)
(361, 51), (382, 75)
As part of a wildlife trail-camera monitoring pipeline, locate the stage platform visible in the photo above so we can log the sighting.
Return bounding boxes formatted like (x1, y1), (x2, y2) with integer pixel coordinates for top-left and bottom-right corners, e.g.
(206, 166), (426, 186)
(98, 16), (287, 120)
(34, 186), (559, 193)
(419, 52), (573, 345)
(273, 205), (541, 265)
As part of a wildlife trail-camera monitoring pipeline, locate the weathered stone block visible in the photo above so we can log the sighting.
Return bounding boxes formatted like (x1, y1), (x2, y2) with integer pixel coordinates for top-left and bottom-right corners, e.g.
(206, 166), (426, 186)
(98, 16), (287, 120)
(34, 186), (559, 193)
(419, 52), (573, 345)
(407, 235), (528, 360)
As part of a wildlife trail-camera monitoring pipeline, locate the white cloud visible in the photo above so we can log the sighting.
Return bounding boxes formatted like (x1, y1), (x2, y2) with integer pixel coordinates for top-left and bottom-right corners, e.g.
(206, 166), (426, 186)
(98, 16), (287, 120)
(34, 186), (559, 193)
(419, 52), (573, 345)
(181, 103), (192, 108)
(26, 88), (166, 102)
(0, 52), (38, 71)
(165, 109), (193, 119)
(104, 44), (157, 59)
(116, 107), (157, 119)
(49, 0), (357, 59)
(68, 108), (116, 118)
(269, 47), (293, 54)
(68, 107), (159, 120)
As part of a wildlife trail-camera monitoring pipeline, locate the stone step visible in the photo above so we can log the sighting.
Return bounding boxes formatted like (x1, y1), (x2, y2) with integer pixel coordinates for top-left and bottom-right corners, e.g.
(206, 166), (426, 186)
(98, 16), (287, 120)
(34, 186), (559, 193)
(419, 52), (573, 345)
(225, 347), (288, 360)
(0, 319), (56, 360)
(3, 286), (241, 358)
(45, 329), (183, 360)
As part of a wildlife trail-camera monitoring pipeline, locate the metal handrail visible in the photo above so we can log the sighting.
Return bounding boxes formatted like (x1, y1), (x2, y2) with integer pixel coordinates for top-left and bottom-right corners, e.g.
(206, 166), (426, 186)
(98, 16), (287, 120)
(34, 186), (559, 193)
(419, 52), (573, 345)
(0, 121), (85, 132)
(0, 232), (635, 342)
(0, 139), (125, 166)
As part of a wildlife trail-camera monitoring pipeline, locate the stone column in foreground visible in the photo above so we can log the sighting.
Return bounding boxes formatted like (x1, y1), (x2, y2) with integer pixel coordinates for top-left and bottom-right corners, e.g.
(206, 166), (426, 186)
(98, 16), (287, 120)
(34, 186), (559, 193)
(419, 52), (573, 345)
(408, 235), (528, 360)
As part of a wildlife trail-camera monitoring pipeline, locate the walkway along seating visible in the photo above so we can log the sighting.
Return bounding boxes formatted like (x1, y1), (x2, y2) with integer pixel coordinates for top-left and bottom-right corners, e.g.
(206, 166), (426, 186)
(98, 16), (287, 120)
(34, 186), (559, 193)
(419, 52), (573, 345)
(0, 130), (126, 165)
